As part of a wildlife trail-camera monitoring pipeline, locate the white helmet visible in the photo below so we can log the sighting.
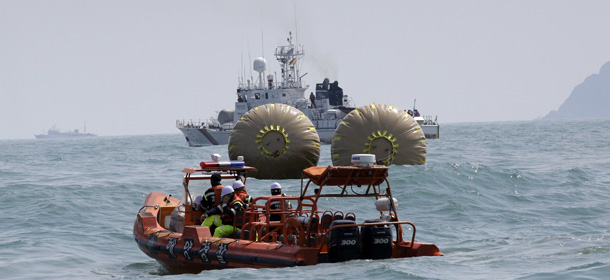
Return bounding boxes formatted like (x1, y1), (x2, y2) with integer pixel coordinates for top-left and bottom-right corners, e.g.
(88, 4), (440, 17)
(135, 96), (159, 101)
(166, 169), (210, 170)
(270, 182), (281, 190)
(232, 180), (245, 190)
(221, 186), (234, 197)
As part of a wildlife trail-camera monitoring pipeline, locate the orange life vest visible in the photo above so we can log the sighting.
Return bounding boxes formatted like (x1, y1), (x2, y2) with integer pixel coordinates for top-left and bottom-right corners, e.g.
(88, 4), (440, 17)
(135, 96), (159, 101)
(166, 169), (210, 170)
(221, 196), (245, 225)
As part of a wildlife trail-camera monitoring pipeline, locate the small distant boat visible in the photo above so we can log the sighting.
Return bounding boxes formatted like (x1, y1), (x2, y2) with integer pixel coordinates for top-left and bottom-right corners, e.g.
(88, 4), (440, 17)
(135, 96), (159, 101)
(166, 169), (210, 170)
(414, 115), (439, 139)
(408, 100), (439, 139)
(34, 126), (96, 139)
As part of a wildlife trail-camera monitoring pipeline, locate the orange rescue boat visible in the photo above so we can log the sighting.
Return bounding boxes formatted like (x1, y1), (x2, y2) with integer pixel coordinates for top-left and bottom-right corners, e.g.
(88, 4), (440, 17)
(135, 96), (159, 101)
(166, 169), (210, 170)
(133, 160), (442, 273)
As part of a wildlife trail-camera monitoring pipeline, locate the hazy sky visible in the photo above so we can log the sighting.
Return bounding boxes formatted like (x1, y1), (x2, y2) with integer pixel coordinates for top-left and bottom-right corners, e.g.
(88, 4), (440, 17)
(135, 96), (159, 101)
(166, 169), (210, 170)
(2, 1), (610, 140)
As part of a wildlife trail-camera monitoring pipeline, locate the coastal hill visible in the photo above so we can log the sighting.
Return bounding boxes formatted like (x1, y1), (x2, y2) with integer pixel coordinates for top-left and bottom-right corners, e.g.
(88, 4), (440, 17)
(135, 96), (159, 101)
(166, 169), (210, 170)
(544, 60), (610, 120)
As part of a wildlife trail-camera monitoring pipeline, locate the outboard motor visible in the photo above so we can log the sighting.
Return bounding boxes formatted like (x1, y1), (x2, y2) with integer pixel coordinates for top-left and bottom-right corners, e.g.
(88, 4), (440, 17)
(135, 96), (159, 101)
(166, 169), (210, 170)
(327, 220), (359, 262)
(360, 219), (393, 259)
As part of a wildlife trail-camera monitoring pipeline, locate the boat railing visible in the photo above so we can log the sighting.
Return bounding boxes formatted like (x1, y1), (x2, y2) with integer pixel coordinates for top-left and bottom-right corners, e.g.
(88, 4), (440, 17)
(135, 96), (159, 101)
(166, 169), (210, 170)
(237, 192), (415, 251)
(176, 119), (222, 129)
(239, 195), (316, 243)
(421, 115), (438, 125)
(176, 119), (205, 129)
(179, 165), (411, 251)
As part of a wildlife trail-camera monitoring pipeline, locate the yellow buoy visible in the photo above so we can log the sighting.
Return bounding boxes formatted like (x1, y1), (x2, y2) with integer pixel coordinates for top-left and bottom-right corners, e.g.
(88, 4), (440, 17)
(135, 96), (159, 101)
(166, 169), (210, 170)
(228, 103), (320, 179)
(331, 104), (426, 166)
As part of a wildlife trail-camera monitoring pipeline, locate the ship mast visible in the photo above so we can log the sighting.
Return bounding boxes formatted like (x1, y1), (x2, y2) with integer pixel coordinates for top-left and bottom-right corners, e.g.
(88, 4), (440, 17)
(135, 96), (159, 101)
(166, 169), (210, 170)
(275, 32), (304, 89)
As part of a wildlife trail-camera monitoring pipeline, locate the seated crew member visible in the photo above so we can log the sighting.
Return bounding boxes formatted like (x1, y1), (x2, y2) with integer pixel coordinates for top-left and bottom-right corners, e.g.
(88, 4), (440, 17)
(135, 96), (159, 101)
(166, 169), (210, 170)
(269, 182), (292, 221)
(201, 186), (245, 238)
(414, 109), (420, 117)
(232, 180), (252, 207)
(407, 109), (413, 116)
(199, 173), (223, 212)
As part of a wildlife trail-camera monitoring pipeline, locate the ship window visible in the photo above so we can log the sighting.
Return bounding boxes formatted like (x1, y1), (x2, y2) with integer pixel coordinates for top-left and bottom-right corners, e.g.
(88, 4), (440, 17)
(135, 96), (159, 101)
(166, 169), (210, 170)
(282, 93), (286, 97)
(255, 93), (260, 100)
(265, 92), (268, 99)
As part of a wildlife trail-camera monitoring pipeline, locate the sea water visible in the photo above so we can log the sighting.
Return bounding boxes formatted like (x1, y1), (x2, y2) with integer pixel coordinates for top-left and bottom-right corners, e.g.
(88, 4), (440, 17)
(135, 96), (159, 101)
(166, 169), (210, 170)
(1, 120), (609, 279)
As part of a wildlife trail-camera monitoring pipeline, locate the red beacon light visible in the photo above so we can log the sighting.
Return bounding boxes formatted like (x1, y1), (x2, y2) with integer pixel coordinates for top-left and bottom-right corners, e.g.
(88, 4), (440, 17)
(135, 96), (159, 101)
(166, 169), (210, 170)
(200, 161), (219, 168)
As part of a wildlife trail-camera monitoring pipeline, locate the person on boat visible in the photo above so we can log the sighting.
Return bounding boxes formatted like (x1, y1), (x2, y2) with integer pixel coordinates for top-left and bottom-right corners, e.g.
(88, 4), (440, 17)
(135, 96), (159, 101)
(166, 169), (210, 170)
(232, 180), (252, 207)
(309, 92), (316, 108)
(414, 109), (420, 117)
(199, 173), (223, 213)
(269, 182), (292, 221)
(198, 173), (224, 225)
(201, 186), (245, 238)
(407, 109), (413, 116)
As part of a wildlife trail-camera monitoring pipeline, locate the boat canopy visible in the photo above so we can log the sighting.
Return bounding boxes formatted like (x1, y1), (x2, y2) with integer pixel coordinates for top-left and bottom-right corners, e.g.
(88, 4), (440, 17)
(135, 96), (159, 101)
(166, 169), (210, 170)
(302, 166), (388, 186)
